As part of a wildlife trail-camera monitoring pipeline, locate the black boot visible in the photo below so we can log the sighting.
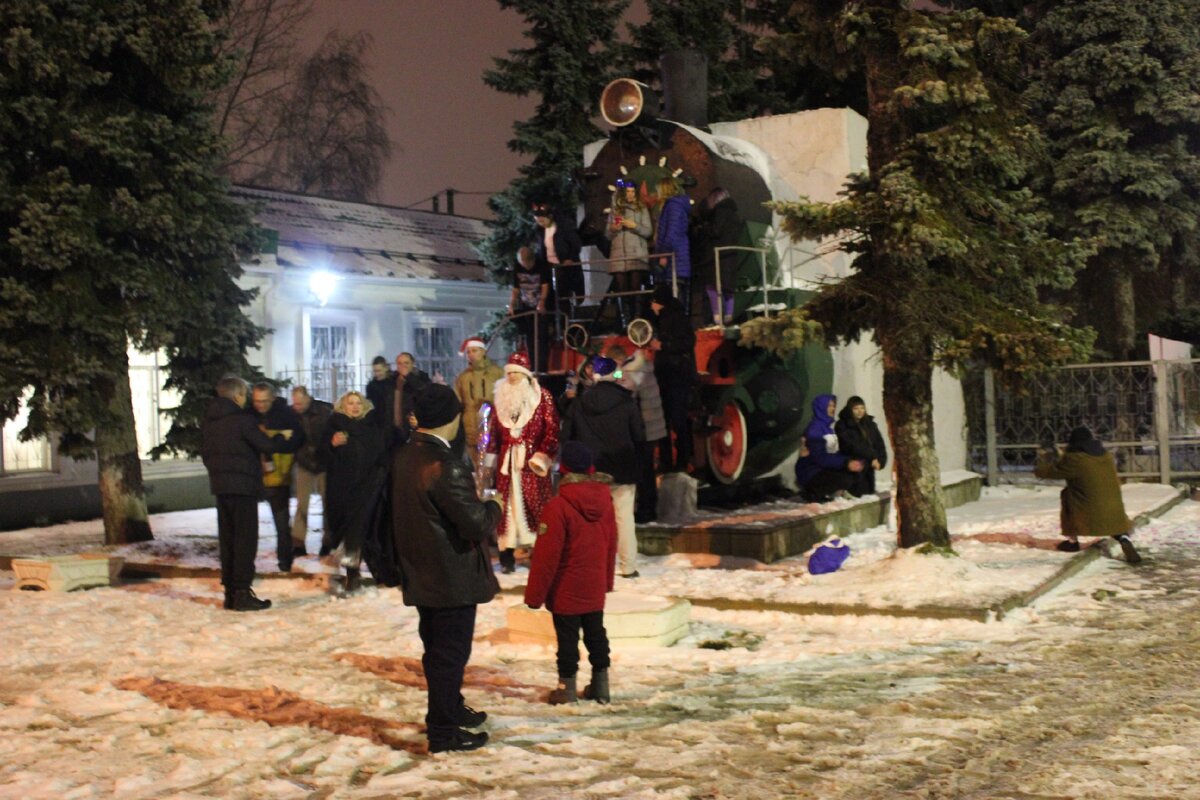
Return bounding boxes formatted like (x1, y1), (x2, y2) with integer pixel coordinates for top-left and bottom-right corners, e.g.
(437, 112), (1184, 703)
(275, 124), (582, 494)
(429, 728), (488, 753)
(582, 669), (610, 704)
(1115, 534), (1142, 564)
(230, 588), (271, 612)
(343, 567), (362, 594)
(223, 590), (234, 610)
(548, 674), (577, 705)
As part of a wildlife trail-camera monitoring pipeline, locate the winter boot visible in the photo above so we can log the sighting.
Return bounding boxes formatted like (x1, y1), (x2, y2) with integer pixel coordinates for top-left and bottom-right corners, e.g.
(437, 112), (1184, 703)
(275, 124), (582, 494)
(582, 669), (610, 704)
(223, 590), (234, 610)
(1115, 534), (1142, 564)
(230, 588), (272, 612)
(1056, 539), (1081, 553)
(343, 568), (362, 595)
(548, 675), (577, 705)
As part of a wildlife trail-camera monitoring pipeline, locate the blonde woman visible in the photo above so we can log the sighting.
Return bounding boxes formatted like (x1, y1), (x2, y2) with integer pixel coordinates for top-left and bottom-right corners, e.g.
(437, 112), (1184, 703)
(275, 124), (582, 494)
(605, 178), (652, 323)
(319, 390), (388, 592)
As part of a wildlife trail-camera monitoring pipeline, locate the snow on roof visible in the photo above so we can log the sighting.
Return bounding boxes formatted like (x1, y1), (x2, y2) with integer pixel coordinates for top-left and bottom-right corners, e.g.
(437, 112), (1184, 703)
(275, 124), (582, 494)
(232, 185), (492, 283)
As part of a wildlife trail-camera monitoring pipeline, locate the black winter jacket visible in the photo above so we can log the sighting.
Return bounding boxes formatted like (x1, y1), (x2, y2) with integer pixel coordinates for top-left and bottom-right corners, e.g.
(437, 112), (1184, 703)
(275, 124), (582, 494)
(295, 399), (333, 473)
(320, 410), (389, 545)
(653, 299), (696, 376)
(563, 380), (645, 484)
(835, 409), (888, 468)
(391, 432), (501, 608)
(200, 397), (297, 496)
(365, 373), (396, 435)
(252, 397), (306, 449)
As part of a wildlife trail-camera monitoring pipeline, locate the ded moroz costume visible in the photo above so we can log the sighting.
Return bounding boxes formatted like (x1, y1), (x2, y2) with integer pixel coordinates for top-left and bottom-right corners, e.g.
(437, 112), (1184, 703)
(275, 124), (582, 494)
(485, 352), (560, 572)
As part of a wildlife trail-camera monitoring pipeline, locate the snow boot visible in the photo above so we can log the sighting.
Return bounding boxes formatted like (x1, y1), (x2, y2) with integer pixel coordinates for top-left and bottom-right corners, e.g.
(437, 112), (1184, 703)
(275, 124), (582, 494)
(582, 669), (610, 704)
(1115, 534), (1142, 564)
(1056, 539), (1081, 553)
(548, 675), (577, 705)
(230, 588), (271, 612)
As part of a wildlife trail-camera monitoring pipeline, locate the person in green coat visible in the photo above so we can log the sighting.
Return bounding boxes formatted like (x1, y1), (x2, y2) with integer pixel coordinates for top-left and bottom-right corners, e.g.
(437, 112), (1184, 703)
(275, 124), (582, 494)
(1034, 426), (1141, 563)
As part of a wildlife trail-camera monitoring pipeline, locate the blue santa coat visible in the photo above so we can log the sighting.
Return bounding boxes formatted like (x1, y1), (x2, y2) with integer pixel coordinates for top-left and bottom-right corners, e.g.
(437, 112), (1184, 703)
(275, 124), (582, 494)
(794, 393), (849, 486)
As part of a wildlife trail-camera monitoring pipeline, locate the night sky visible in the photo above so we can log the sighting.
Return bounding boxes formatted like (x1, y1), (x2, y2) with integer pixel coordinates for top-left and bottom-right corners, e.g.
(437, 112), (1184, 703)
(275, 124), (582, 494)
(299, 1), (647, 219)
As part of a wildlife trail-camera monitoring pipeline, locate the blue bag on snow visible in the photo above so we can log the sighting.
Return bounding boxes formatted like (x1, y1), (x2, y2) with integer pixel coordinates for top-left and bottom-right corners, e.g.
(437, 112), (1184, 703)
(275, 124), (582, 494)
(808, 538), (851, 575)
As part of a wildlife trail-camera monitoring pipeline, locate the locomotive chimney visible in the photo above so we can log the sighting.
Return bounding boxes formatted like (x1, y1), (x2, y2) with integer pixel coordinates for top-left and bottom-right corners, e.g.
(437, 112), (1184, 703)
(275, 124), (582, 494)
(659, 49), (708, 129)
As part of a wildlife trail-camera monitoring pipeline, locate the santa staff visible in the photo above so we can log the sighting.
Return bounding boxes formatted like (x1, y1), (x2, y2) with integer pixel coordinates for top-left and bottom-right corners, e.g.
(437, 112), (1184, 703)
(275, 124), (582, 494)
(484, 352), (560, 573)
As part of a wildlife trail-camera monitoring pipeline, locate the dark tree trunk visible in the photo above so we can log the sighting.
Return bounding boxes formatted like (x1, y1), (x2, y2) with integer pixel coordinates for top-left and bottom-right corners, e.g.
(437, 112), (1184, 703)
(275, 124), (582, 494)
(1109, 267), (1136, 361)
(862, 0), (950, 549)
(878, 329), (950, 549)
(96, 351), (153, 544)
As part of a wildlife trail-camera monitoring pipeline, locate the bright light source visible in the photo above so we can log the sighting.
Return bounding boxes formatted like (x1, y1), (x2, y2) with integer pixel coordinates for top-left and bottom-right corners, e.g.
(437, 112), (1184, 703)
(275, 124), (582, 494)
(309, 270), (341, 307)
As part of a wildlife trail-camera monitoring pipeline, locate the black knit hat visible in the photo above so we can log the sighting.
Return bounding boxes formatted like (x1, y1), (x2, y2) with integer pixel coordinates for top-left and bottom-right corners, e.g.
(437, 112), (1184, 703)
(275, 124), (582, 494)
(413, 384), (462, 429)
(651, 283), (675, 306)
(559, 441), (595, 474)
(1067, 426), (1094, 446)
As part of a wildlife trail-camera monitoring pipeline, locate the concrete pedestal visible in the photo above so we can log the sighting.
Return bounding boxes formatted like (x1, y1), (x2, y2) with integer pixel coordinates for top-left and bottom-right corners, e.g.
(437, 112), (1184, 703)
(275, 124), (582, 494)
(506, 593), (691, 647)
(12, 554), (123, 592)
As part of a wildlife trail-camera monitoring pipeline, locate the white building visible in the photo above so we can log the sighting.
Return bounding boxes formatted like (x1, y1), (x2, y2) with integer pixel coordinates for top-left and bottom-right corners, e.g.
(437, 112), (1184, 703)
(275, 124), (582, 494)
(0, 187), (508, 529)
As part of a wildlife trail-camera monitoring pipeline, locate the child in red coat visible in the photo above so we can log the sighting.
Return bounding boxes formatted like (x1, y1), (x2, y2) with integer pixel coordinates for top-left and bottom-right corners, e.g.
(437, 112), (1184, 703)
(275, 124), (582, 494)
(525, 441), (618, 704)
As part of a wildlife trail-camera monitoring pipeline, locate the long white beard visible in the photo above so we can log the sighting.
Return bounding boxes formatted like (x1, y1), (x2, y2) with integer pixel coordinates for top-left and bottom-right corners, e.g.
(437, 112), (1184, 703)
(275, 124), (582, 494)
(493, 376), (541, 433)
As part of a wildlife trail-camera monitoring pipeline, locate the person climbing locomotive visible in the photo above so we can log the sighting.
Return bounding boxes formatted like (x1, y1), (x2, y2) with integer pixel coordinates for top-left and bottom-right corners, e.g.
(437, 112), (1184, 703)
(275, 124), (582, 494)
(532, 201), (584, 318)
(509, 246), (551, 371)
(691, 187), (741, 326)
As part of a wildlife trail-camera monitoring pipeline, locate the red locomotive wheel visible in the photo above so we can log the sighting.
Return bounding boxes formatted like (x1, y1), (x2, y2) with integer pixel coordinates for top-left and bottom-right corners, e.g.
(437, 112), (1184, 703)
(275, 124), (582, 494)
(707, 402), (747, 485)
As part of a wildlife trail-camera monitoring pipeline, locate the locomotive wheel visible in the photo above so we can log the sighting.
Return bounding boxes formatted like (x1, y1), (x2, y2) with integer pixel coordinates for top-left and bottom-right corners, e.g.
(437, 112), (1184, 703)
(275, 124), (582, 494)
(707, 402), (747, 484)
(626, 317), (653, 347)
(564, 323), (590, 352)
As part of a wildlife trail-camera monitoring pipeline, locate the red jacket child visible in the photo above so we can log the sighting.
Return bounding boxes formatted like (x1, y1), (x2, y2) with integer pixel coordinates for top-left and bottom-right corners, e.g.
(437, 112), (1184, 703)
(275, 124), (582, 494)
(524, 473), (617, 615)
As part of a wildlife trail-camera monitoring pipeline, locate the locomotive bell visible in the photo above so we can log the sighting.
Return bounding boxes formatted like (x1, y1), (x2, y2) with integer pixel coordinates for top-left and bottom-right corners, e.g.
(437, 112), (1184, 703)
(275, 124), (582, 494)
(600, 78), (658, 127)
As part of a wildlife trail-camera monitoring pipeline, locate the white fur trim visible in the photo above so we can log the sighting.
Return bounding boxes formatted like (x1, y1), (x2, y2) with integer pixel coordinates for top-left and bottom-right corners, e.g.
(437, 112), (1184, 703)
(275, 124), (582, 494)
(504, 363), (533, 377)
(529, 452), (552, 477)
(460, 339), (485, 355)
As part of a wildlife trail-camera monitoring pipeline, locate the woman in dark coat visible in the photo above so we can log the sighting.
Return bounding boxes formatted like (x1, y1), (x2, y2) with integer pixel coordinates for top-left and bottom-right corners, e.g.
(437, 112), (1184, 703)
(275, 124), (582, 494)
(835, 396), (888, 496)
(691, 187), (742, 325)
(320, 390), (388, 591)
(794, 394), (864, 503)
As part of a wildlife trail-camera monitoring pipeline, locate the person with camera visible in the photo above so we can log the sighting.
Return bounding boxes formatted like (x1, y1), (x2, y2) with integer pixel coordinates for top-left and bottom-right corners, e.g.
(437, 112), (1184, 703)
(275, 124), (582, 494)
(1035, 426), (1141, 563)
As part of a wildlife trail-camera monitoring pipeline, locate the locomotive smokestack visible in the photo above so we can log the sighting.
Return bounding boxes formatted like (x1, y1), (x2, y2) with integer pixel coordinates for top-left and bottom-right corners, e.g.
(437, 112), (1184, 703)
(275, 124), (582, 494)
(659, 49), (708, 129)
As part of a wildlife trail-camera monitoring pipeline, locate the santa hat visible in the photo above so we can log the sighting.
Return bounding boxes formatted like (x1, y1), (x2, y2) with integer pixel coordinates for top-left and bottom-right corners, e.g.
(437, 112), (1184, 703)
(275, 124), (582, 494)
(459, 337), (486, 356)
(505, 351), (533, 377)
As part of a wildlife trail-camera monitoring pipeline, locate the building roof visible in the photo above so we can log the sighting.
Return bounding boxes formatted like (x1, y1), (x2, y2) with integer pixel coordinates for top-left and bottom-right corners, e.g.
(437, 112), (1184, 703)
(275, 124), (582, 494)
(232, 185), (493, 283)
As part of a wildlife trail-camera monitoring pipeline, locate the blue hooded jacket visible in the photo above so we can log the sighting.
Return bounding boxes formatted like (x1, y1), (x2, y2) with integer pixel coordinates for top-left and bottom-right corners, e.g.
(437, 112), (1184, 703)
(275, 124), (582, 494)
(794, 393), (849, 486)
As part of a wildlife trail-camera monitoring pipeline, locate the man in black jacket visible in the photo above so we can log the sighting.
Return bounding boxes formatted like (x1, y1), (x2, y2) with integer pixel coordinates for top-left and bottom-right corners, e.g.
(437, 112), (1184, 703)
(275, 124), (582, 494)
(364, 355), (395, 438)
(532, 202), (584, 318)
(201, 376), (298, 611)
(290, 386), (332, 555)
(563, 356), (645, 578)
(394, 352), (432, 445)
(650, 284), (696, 472)
(392, 384), (502, 753)
(250, 382), (306, 572)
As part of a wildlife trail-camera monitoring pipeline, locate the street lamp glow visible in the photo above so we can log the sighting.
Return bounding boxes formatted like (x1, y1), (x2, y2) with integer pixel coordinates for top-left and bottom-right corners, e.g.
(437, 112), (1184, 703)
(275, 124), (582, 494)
(309, 270), (341, 307)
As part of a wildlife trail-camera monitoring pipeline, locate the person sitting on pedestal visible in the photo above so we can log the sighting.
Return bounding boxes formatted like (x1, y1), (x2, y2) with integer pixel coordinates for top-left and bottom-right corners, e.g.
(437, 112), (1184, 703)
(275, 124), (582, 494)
(794, 394), (864, 503)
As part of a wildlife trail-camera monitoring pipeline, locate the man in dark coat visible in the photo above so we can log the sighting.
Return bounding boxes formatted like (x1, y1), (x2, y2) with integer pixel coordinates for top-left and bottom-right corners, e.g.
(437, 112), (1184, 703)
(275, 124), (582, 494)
(563, 356), (644, 578)
(835, 396), (888, 496)
(250, 382), (306, 572)
(1035, 426), (1141, 563)
(650, 284), (696, 472)
(201, 376), (298, 611)
(392, 384), (503, 753)
(394, 351), (432, 445)
(290, 386), (332, 555)
(364, 355), (395, 437)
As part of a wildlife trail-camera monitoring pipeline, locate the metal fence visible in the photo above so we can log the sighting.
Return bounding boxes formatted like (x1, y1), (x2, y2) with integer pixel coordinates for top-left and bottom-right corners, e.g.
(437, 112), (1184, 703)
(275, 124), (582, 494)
(967, 359), (1200, 485)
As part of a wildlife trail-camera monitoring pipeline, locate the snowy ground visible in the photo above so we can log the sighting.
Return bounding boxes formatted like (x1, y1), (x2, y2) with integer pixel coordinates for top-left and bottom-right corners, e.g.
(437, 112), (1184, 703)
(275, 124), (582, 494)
(1, 486), (1198, 798)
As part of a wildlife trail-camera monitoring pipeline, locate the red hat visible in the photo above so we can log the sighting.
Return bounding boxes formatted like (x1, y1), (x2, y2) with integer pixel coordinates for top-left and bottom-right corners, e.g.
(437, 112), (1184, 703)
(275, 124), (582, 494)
(505, 351), (533, 377)
(459, 337), (486, 355)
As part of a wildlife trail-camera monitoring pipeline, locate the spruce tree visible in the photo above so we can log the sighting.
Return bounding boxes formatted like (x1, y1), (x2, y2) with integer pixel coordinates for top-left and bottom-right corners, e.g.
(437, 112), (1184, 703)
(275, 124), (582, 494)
(772, 2), (1092, 548)
(1022, 0), (1200, 360)
(478, 0), (630, 278)
(0, 0), (263, 542)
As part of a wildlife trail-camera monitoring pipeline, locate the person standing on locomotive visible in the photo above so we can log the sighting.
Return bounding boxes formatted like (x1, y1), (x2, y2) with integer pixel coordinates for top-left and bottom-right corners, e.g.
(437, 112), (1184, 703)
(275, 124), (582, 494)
(604, 178), (652, 325)
(484, 352), (560, 574)
(653, 178), (692, 317)
(532, 201), (584, 320)
(650, 284), (696, 472)
(509, 246), (551, 372)
(692, 187), (741, 326)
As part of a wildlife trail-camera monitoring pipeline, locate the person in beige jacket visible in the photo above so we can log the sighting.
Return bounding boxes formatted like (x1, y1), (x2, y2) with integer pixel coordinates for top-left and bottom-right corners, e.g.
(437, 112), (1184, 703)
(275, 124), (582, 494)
(1034, 426), (1141, 563)
(453, 337), (504, 471)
